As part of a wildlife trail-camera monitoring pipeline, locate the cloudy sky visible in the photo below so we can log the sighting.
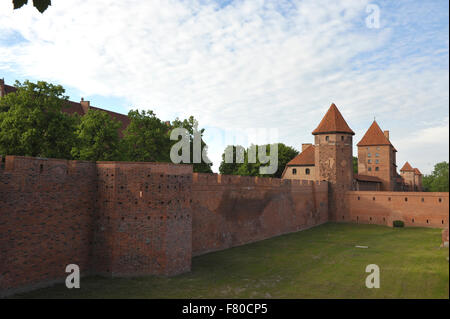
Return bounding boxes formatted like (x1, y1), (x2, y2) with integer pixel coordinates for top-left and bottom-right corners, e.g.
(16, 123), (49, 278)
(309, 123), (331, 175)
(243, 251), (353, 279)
(0, 0), (448, 173)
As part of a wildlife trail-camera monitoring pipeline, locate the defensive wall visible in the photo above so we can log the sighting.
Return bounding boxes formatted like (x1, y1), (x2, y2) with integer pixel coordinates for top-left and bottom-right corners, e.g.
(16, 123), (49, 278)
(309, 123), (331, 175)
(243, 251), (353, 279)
(0, 155), (448, 297)
(191, 173), (328, 256)
(342, 191), (449, 228)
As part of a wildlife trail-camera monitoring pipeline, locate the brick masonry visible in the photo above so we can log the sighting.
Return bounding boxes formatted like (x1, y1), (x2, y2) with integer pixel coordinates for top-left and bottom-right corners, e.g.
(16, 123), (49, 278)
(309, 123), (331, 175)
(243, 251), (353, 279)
(0, 155), (448, 297)
(344, 191), (449, 228)
(191, 173), (328, 256)
(0, 156), (192, 297)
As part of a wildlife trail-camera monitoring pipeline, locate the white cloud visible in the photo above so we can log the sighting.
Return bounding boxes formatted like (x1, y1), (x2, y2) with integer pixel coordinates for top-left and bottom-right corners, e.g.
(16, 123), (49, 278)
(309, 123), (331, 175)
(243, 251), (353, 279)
(0, 0), (448, 173)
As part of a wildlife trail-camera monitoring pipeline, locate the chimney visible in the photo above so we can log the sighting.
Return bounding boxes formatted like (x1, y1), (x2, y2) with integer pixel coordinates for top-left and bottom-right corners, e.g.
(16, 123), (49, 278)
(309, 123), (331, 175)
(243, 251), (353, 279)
(383, 130), (389, 140)
(80, 97), (90, 114)
(302, 143), (312, 152)
(0, 78), (4, 98)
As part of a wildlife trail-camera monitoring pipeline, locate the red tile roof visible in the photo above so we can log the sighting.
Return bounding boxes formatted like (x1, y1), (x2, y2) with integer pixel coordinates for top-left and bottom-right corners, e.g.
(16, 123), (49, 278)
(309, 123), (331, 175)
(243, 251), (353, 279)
(413, 168), (422, 175)
(357, 120), (394, 148)
(400, 162), (414, 172)
(4, 84), (17, 94)
(354, 174), (382, 183)
(312, 103), (355, 135)
(286, 145), (315, 166)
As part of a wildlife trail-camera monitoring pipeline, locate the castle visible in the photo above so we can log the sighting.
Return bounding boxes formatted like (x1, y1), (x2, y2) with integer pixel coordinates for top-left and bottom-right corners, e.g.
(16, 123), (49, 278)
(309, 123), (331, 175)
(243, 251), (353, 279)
(282, 103), (423, 192)
(0, 81), (448, 297)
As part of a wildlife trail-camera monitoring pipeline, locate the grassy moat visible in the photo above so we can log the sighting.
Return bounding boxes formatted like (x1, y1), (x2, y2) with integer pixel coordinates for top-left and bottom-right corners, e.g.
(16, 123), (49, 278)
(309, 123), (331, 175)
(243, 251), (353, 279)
(13, 223), (449, 299)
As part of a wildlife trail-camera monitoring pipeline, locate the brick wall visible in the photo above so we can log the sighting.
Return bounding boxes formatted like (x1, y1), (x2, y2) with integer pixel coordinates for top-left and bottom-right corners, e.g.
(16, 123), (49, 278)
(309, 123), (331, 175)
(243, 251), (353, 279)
(92, 162), (192, 277)
(191, 173), (328, 256)
(0, 156), (192, 297)
(344, 191), (449, 228)
(0, 156), (97, 297)
(1, 155), (447, 297)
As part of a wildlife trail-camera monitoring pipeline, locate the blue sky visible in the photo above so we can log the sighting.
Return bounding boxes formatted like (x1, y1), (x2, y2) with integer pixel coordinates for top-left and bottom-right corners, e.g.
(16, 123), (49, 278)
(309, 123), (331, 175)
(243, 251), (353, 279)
(0, 0), (448, 173)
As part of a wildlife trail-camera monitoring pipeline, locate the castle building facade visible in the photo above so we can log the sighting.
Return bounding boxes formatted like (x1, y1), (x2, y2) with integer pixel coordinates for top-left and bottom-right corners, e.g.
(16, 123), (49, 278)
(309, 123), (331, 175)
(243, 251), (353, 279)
(282, 103), (423, 192)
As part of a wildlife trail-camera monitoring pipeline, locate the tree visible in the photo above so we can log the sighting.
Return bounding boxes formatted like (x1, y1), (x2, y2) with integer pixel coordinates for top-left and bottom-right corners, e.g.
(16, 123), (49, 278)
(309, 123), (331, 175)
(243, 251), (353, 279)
(13, 0), (51, 13)
(121, 110), (171, 163)
(219, 143), (298, 178)
(170, 116), (213, 173)
(422, 162), (449, 192)
(353, 156), (358, 174)
(0, 80), (78, 159)
(71, 109), (121, 161)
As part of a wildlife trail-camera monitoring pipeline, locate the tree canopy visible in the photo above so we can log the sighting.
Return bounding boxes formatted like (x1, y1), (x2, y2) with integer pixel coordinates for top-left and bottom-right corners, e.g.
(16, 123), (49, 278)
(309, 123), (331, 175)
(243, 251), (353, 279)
(0, 80), (214, 171)
(0, 80), (78, 159)
(71, 109), (122, 161)
(422, 162), (449, 192)
(219, 143), (298, 178)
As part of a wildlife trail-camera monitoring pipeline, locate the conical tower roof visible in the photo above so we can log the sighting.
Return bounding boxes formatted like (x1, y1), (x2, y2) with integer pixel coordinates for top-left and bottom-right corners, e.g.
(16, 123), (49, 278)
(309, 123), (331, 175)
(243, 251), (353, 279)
(312, 103), (354, 135)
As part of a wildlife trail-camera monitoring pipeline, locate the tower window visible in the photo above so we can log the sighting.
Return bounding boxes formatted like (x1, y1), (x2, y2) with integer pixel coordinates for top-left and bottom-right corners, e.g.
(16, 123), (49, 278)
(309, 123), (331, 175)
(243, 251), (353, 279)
(375, 167), (379, 171)
(368, 167), (372, 171)
(375, 153), (379, 157)
(292, 168), (297, 175)
(341, 136), (344, 141)
(325, 136), (329, 141)
(368, 153), (371, 157)
(368, 159), (372, 164)
(375, 159), (379, 164)
(305, 168), (310, 175)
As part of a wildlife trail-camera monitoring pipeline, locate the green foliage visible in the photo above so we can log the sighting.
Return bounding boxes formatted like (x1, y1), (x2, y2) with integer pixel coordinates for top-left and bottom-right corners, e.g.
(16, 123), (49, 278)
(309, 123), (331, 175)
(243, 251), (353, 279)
(121, 110), (171, 163)
(13, 0), (51, 13)
(71, 109), (122, 161)
(0, 80), (78, 159)
(1, 80), (214, 169)
(219, 143), (298, 178)
(422, 162), (449, 192)
(393, 220), (405, 228)
(170, 116), (213, 173)
(353, 156), (358, 174)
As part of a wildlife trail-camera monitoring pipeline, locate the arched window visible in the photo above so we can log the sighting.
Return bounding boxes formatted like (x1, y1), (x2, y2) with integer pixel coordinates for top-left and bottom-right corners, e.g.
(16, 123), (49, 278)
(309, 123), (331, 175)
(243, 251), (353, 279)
(305, 168), (310, 175)
(325, 136), (329, 141)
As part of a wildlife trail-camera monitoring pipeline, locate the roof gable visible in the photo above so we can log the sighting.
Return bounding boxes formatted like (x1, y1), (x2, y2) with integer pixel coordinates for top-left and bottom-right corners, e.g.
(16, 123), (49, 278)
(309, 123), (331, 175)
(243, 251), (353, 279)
(286, 145), (315, 166)
(312, 103), (355, 135)
(400, 162), (414, 172)
(357, 120), (393, 147)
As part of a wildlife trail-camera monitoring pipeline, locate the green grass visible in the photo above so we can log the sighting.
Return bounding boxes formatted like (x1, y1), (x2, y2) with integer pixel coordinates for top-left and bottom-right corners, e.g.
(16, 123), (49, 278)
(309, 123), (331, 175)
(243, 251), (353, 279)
(13, 223), (449, 299)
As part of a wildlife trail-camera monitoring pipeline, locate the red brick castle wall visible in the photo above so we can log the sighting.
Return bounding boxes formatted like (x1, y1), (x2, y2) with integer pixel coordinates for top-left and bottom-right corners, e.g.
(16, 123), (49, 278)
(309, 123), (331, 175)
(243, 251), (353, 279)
(344, 191), (449, 228)
(0, 156), (193, 297)
(191, 173), (328, 256)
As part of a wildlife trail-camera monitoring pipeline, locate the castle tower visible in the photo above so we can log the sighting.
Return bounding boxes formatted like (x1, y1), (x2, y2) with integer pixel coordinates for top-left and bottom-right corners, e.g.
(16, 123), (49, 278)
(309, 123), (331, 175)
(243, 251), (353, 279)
(400, 161), (416, 191)
(312, 103), (354, 221)
(356, 120), (398, 191)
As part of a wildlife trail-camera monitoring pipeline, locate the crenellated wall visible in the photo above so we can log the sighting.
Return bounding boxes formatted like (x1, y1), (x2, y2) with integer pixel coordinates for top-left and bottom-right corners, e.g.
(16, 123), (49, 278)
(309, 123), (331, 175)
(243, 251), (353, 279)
(344, 191), (449, 228)
(1, 155), (448, 298)
(191, 173), (328, 256)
